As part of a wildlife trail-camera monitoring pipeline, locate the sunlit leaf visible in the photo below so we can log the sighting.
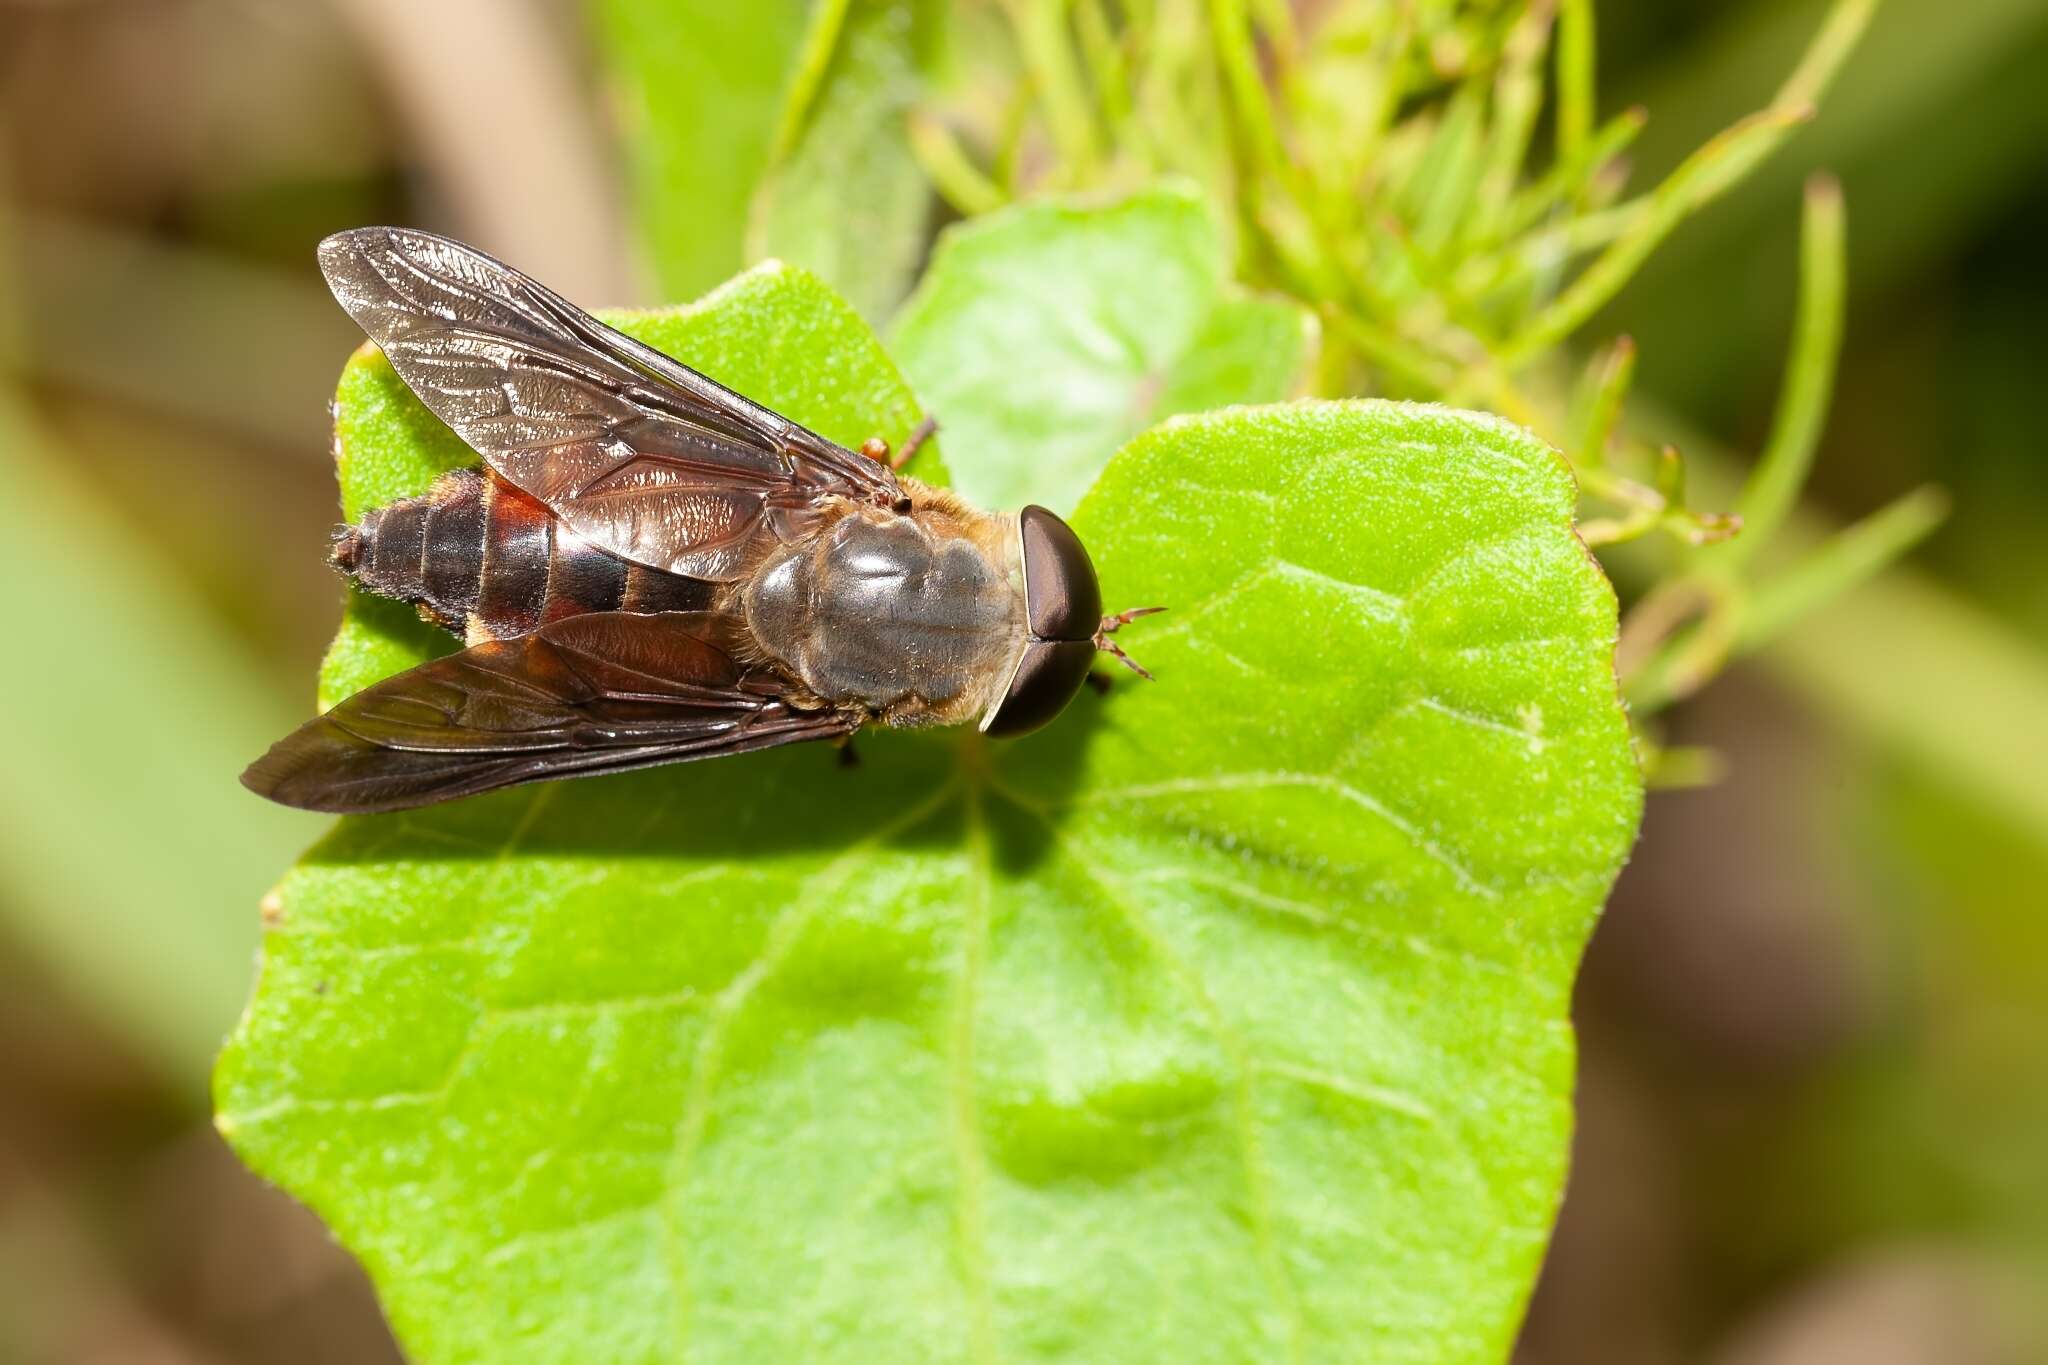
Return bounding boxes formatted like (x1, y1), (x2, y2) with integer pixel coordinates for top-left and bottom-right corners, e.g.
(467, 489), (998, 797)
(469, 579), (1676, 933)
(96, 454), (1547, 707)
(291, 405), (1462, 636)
(891, 184), (1316, 513)
(218, 261), (1640, 1364)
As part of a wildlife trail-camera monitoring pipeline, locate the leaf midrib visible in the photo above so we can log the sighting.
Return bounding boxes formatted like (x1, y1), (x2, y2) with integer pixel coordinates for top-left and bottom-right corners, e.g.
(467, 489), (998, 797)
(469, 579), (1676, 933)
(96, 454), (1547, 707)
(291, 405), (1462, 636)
(660, 777), (963, 1351)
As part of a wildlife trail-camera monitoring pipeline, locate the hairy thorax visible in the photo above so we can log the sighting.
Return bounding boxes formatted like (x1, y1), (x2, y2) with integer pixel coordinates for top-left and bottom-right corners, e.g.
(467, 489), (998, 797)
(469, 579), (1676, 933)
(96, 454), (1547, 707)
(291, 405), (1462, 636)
(737, 485), (1027, 727)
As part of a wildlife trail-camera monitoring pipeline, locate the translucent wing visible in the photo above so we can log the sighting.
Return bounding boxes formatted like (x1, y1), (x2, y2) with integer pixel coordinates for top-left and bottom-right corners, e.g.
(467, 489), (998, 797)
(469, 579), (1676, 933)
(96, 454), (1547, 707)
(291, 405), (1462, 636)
(242, 612), (857, 813)
(317, 226), (900, 580)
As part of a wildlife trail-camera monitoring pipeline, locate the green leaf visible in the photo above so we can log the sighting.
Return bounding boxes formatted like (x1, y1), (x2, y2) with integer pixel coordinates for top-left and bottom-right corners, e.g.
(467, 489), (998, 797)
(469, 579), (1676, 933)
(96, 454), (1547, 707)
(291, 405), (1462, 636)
(890, 184), (1317, 515)
(218, 267), (1641, 1362)
(747, 0), (944, 323)
(591, 0), (813, 299)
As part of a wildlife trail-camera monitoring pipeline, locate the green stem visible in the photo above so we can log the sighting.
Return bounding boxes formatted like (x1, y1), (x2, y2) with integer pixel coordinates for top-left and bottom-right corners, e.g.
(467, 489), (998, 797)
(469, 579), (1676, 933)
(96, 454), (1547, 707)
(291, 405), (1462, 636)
(1687, 0), (1877, 206)
(1740, 486), (1950, 649)
(1320, 304), (1460, 394)
(907, 112), (1007, 217)
(1206, 0), (1291, 181)
(1498, 103), (1813, 370)
(1475, 0), (1556, 232)
(1074, 0), (1134, 140)
(1004, 0), (1102, 177)
(1776, 0), (1882, 111)
(1497, 105), (1647, 244)
(1724, 174), (1847, 566)
(1555, 0), (1596, 165)
(769, 0), (855, 163)
(1567, 334), (1636, 472)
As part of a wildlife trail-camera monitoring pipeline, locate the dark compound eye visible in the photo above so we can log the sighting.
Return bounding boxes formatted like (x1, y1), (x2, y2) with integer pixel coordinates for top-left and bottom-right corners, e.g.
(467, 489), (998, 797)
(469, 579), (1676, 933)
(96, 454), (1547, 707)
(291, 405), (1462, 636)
(982, 507), (1105, 737)
(1016, 505), (1102, 643)
(983, 639), (1096, 737)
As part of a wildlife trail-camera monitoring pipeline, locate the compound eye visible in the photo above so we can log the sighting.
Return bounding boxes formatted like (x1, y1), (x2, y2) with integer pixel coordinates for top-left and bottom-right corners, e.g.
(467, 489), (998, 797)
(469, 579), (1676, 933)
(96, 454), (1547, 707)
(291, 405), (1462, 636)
(982, 639), (1095, 737)
(1018, 505), (1102, 643)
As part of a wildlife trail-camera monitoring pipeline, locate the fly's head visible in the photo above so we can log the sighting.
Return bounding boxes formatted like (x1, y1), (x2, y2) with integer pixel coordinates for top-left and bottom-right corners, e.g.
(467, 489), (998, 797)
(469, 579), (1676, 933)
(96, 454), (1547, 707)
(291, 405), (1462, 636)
(981, 505), (1163, 737)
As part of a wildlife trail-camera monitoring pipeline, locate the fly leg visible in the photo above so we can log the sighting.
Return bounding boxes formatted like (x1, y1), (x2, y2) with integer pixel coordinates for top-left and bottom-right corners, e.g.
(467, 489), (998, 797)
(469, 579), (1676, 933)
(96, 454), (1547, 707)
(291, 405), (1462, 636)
(833, 733), (861, 769)
(1092, 606), (1167, 683)
(858, 415), (939, 472)
(893, 415), (938, 469)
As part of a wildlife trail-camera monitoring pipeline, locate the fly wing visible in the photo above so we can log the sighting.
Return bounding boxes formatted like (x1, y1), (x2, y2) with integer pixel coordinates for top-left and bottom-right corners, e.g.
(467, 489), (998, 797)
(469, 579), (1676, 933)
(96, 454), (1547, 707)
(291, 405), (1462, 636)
(317, 227), (901, 580)
(242, 612), (857, 813)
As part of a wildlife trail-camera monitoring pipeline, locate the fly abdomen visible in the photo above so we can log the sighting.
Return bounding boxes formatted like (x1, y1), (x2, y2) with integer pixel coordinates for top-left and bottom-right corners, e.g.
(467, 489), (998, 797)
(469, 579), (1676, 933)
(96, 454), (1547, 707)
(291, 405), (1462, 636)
(334, 467), (712, 641)
(333, 467), (485, 632)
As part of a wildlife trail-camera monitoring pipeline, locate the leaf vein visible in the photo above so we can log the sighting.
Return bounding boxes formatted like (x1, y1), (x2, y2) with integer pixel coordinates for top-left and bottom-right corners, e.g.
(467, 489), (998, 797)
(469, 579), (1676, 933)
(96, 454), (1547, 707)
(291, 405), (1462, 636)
(1023, 806), (1307, 1364)
(951, 791), (999, 1365)
(1078, 773), (1501, 900)
(1409, 696), (1548, 751)
(1121, 865), (1518, 983)
(1255, 1060), (1438, 1123)
(660, 781), (962, 1351)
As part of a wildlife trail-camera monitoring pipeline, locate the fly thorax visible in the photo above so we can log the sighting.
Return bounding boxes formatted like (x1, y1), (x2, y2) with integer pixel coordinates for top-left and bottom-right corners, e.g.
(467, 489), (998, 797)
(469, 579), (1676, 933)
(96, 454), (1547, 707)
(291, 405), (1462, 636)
(740, 510), (1025, 717)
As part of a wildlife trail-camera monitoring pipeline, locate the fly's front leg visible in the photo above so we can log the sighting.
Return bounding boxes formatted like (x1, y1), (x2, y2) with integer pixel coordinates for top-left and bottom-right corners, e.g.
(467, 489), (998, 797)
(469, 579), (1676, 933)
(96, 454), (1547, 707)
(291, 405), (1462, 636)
(894, 414), (938, 469)
(1092, 606), (1167, 681)
(858, 414), (939, 472)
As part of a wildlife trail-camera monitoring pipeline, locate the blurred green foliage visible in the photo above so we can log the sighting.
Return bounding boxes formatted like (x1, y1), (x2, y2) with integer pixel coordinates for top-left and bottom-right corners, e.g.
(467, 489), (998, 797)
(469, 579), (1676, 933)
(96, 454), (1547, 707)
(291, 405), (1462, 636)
(593, 0), (814, 299)
(0, 390), (311, 1080)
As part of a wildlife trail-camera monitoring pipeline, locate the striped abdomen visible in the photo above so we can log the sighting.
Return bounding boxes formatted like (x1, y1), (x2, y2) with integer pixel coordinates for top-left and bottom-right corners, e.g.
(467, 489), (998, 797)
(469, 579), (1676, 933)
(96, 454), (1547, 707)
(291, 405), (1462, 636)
(332, 467), (714, 642)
